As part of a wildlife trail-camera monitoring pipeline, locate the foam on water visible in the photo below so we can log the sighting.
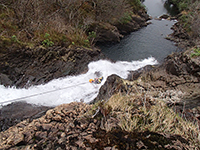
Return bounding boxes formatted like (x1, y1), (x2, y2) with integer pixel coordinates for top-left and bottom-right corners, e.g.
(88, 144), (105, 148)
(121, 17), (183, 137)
(0, 58), (158, 107)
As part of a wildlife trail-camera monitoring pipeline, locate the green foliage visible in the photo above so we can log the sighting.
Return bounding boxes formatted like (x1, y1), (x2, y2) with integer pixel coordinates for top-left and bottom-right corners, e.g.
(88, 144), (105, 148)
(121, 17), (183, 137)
(128, 0), (143, 11)
(179, 14), (191, 32)
(88, 31), (96, 40)
(190, 47), (200, 57)
(169, 0), (190, 11)
(119, 12), (133, 24)
(11, 35), (18, 43)
(44, 33), (50, 39)
(11, 35), (22, 45)
(42, 33), (54, 47)
(84, 39), (90, 47)
(87, 31), (96, 46)
(179, 2), (188, 11)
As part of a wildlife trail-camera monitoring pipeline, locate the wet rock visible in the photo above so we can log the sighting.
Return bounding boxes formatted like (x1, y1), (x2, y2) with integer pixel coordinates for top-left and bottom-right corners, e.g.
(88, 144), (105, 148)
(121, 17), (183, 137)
(114, 21), (141, 35)
(159, 14), (170, 19)
(171, 22), (189, 39)
(92, 75), (125, 104)
(127, 65), (155, 81)
(0, 73), (12, 86)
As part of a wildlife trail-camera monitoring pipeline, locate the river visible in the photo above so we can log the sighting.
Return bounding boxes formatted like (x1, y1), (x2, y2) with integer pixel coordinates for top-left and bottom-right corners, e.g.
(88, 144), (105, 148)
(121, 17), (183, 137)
(100, 0), (180, 63)
(0, 0), (179, 107)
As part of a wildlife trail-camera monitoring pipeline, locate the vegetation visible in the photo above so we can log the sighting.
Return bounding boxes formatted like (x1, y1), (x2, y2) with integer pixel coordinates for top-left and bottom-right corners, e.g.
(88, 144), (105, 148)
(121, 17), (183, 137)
(191, 47), (200, 57)
(98, 93), (200, 148)
(42, 33), (54, 47)
(167, 0), (200, 38)
(0, 0), (144, 50)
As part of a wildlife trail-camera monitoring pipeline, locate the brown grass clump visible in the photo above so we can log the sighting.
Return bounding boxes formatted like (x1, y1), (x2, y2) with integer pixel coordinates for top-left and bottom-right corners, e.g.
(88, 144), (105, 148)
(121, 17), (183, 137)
(106, 93), (200, 148)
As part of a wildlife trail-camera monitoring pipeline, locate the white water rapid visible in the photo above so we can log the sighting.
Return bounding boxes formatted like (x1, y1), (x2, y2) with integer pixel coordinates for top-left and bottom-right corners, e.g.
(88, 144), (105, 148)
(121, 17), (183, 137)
(0, 58), (158, 107)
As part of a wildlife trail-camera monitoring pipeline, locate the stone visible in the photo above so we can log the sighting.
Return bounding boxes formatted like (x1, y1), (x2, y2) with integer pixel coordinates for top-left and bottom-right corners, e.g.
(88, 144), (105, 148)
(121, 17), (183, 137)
(0, 73), (12, 86)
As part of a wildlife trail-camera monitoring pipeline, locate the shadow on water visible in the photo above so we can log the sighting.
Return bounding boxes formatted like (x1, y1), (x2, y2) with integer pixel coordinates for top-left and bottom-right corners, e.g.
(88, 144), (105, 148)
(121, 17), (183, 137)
(164, 0), (180, 16)
(143, 0), (179, 17)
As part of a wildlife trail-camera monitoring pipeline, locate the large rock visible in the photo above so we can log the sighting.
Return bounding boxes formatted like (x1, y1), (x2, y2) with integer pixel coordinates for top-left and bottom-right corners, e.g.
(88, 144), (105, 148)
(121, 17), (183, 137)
(87, 22), (123, 44)
(92, 75), (126, 104)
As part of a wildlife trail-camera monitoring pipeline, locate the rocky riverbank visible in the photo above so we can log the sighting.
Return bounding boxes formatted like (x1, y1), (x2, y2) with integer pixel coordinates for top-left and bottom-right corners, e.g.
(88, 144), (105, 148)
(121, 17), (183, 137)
(95, 48), (200, 122)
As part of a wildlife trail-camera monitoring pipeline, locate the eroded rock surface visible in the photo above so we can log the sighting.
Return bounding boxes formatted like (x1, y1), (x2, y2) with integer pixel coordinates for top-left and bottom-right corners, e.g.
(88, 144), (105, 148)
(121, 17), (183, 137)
(0, 46), (105, 88)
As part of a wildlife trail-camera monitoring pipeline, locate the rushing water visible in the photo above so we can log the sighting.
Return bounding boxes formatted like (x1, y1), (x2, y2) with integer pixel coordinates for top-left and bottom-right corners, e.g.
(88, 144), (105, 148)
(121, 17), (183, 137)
(100, 0), (180, 63)
(0, 0), (179, 107)
(0, 58), (157, 106)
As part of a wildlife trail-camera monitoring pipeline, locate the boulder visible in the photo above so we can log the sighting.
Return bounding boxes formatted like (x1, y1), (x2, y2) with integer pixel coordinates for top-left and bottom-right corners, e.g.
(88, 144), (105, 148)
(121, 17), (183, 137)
(0, 73), (12, 86)
(114, 21), (141, 35)
(87, 22), (123, 44)
(159, 14), (170, 19)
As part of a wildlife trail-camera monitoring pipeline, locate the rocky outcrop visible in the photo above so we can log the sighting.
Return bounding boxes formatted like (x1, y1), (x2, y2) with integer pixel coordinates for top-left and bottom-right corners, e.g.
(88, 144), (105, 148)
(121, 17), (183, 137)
(87, 11), (150, 44)
(0, 46), (105, 88)
(0, 102), (192, 150)
(145, 50), (200, 99)
(87, 22), (123, 44)
(114, 14), (148, 35)
(92, 75), (125, 104)
(168, 22), (196, 49)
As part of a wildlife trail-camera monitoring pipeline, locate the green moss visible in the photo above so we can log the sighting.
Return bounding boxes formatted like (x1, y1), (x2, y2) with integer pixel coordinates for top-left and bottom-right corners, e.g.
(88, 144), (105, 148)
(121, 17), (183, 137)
(190, 47), (200, 57)
(128, 0), (144, 11)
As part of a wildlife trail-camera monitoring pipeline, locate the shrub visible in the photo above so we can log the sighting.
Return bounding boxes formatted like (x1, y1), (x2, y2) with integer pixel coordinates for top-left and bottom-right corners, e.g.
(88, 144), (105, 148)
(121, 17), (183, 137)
(119, 12), (133, 24)
(42, 33), (54, 47)
(190, 47), (200, 57)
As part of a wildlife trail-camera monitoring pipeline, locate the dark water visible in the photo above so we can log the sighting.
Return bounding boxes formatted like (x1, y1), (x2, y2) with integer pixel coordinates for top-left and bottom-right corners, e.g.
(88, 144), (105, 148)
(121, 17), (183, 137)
(100, 0), (181, 63)
(144, 0), (179, 17)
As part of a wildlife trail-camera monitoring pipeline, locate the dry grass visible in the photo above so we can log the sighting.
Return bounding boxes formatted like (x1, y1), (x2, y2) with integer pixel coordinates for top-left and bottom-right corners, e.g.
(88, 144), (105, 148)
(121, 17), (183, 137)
(106, 93), (200, 148)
